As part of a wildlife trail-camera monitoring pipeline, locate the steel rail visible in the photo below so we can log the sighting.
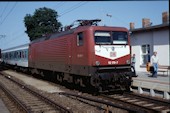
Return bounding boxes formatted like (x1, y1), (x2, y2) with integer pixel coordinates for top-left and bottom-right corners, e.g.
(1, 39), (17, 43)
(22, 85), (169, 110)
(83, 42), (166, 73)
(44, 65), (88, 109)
(0, 81), (30, 113)
(1, 72), (73, 113)
(59, 92), (145, 113)
(101, 94), (164, 113)
(124, 92), (170, 105)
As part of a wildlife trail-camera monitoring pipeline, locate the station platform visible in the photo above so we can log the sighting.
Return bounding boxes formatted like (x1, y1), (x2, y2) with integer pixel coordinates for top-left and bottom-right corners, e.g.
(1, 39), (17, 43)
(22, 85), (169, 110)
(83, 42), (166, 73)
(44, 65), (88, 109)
(0, 99), (10, 113)
(132, 71), (170, 99)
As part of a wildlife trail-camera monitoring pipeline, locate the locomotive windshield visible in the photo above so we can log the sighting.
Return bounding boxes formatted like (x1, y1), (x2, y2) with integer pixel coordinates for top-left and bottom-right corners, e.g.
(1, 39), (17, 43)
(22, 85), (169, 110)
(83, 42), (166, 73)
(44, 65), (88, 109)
(112, 31), (128, 44)
(94, 31), (128, 45)
(94, 32), (111, 44)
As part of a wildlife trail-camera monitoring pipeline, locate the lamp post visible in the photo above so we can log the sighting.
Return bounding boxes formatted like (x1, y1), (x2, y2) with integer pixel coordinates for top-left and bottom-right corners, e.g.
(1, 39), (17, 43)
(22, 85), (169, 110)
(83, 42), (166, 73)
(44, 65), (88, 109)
(106, 14), (112, 26)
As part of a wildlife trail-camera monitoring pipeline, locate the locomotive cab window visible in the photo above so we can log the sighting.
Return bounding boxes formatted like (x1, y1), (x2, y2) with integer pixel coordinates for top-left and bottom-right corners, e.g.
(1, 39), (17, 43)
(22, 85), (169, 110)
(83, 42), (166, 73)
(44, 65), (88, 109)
(112, 32), (128, 44)
(77, 32), (83, 46)
(94, 31), (111, 45)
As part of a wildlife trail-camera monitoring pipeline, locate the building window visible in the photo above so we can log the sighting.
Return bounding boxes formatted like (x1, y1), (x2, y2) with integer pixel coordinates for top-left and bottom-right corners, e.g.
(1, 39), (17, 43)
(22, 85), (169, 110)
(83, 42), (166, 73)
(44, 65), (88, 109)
(141, 44), (150, 65)
(77, 32), (83, 46)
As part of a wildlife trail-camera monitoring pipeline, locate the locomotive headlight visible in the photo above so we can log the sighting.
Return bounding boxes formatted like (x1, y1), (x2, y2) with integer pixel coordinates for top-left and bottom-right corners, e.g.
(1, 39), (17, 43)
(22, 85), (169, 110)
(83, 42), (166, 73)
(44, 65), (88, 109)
(95, 61), (100, 66)
(126, 60), (130, 64)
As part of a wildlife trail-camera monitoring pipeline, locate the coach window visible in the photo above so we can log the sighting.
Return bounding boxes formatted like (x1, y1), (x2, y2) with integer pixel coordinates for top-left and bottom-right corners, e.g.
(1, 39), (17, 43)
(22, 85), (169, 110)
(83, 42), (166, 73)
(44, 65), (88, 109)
(24, 51), (26, 58)
(16, 51), (18, 58)
(77, 32), (83, 46)
(14, 51), (17, 59)
(22, 51), (24, 58)
(20, 51), (22, 58)
(9, 53), (11, 59)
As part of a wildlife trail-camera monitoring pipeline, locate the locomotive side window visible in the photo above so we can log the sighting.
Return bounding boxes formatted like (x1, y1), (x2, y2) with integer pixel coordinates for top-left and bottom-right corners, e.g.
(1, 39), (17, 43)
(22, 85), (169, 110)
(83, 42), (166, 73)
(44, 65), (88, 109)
(112, 32), (128, 44)
(94, 31), (111, 45)
(77, 32), (83, 46)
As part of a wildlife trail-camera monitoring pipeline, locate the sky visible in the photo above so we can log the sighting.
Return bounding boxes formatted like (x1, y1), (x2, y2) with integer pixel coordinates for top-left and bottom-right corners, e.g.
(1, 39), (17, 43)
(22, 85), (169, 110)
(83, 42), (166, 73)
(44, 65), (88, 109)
(0, 1), (169, 50)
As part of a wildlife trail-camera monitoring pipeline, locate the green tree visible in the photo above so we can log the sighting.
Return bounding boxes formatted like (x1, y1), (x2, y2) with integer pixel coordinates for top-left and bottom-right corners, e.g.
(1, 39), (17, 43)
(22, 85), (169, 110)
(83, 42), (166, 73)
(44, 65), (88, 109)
(24, 7), (62, 41)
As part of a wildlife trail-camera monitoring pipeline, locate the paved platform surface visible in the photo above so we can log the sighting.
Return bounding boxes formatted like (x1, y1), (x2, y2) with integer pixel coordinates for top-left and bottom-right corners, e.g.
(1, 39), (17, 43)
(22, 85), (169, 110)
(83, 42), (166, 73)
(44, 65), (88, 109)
(0, 99), (10, 113)
(135, 71), (169, 82)
(132, 71), (170, 92)
(2, 70), (64, 93)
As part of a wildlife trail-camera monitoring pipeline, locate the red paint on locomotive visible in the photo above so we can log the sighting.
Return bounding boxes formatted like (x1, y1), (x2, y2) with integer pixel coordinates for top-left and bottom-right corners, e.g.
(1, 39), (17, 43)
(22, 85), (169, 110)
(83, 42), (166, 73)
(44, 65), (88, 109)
(29, 26), (131, 75)
(28, 24), (135, 91)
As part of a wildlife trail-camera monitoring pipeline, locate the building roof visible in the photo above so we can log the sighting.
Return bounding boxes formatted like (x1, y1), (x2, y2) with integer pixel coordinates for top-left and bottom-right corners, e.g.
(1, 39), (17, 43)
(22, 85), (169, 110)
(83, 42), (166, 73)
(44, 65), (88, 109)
(130, 23), (169, 33)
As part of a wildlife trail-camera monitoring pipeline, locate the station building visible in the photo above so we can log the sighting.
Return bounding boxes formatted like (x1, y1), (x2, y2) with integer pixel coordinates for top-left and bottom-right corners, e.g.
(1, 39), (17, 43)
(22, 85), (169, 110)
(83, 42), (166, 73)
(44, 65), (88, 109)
(129, 11), (169, 72)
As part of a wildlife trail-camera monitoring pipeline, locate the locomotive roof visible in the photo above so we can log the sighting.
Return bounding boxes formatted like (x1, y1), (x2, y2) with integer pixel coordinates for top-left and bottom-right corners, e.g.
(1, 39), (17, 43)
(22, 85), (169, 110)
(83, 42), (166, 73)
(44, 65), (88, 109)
(30, 26), (128, 44)
(30, 28), (76, 44)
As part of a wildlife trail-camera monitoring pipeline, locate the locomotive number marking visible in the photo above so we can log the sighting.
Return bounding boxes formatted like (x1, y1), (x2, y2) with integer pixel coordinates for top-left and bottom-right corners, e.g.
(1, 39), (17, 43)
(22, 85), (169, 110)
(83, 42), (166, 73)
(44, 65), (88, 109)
(108, 61), (118, 64)
(77, 54), (83, 58)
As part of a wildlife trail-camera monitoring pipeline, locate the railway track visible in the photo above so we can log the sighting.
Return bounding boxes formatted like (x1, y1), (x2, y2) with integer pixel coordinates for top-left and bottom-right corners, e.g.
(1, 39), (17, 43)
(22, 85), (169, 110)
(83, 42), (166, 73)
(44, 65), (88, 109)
(0, 68), (169, 113)
(101, 92), (170, 113)
(59, 92), (142, 113)
(0, 69), (140, 113)
(0, 72), (72, 113)
(58, 91), (170, 113)
(0, 69), (130, 113)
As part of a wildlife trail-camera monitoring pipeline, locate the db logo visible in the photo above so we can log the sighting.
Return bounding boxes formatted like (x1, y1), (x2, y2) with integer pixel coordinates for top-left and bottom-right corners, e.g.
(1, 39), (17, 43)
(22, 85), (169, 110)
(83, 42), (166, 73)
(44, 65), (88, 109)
(110, 52), (116, 57)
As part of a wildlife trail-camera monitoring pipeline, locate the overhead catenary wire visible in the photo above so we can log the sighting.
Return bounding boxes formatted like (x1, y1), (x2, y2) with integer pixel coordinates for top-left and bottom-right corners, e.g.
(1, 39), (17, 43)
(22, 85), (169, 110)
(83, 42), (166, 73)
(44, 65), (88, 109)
(0, 2), (17, 26)
(53, 2), (66, 10)
(0, 2), (9, 19)
(4, 32), (27, 48)
(59, 2), (82, 14)
(1, 2), (88, 47)
(58, 2), (88, 18)
(3, 2), (87, 40)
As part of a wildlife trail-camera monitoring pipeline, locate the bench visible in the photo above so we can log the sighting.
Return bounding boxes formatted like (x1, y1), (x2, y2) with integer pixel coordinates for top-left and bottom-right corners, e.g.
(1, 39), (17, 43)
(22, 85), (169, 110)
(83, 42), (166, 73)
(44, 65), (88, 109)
(158, 66), (170, 76)
(146, 63), (169, 76)
(158, 70), (167, 75)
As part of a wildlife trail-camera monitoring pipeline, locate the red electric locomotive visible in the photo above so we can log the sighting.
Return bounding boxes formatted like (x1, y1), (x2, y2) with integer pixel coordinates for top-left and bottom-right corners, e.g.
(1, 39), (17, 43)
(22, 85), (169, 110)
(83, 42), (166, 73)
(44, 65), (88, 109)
(29, 19), (136, 92)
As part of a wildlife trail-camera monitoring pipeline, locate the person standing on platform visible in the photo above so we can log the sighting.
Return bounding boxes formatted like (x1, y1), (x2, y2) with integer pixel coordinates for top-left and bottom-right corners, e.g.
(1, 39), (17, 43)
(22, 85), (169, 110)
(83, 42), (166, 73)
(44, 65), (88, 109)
(131, 54), (136, 68)
(151, 51), (159, 78)
(131, 54), (136, 76)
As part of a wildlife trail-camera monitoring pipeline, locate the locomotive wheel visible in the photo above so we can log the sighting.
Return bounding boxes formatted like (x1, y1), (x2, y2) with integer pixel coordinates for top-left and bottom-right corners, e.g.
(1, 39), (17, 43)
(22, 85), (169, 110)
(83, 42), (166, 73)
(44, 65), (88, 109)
(90, 75), (101, 88)
(73, 76), (85, 87)
(73, 77), (80, 85)
(56, 73), (63, 83)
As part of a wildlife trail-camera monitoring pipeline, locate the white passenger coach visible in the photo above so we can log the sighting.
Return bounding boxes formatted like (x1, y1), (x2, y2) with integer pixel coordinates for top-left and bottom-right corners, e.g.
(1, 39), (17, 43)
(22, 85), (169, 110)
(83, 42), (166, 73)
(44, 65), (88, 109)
(1, 44), (29, 67)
